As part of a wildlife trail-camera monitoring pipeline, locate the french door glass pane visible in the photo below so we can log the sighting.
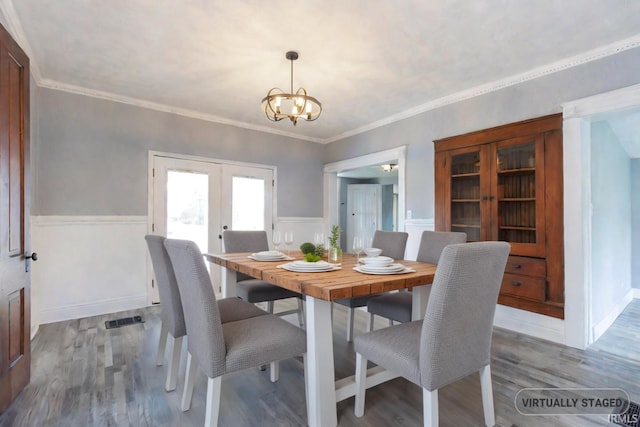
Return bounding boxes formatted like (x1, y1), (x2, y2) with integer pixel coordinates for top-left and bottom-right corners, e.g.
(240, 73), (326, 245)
(232, 176), (264, 230)
(167, 170), (209, 253)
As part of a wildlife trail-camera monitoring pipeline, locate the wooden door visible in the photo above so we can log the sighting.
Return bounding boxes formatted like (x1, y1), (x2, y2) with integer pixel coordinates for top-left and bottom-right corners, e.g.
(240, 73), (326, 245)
(0, 24), (31, 412)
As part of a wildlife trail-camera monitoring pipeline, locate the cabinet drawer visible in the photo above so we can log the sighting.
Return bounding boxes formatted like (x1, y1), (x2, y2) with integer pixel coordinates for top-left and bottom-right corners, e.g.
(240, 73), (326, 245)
(500, 273), (546, 301)
(504, 256), (546, 277)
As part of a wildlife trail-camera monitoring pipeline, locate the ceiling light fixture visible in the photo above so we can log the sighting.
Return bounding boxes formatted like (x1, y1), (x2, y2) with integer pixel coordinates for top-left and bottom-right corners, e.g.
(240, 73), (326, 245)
(262, 51), (322, 126)
(381, 164), (397, 172)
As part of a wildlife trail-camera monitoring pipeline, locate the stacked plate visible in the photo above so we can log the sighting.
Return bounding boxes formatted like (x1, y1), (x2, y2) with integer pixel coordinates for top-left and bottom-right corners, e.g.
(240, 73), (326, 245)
(359, 256), (394, 266)
(355, 263), (409, 275)
(249, 250), (288, 261)
(355, 256), (415, 275)
(279, 260), (339, 272)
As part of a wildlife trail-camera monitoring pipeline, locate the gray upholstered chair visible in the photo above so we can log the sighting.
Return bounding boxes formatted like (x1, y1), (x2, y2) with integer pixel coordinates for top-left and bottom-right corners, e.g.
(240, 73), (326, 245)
(354, 241), (510, 426)
(222, 230), (304, 327)
(145, 235), (267, 392)
(334, 230), (409, 341)
(366, 230), (467, 329)
(164, 238), (308, 427)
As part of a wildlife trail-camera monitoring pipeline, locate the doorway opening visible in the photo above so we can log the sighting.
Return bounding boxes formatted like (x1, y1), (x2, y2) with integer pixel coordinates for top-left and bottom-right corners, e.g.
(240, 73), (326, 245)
(324, 147), (407, 250)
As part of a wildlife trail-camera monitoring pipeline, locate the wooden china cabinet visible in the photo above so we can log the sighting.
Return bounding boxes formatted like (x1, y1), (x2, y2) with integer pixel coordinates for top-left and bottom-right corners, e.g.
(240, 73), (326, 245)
(434, 114), (564, 318)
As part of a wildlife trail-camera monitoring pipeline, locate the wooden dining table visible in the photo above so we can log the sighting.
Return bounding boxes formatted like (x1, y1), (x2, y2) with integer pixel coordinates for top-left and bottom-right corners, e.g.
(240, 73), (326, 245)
(204, 251), (437, 427)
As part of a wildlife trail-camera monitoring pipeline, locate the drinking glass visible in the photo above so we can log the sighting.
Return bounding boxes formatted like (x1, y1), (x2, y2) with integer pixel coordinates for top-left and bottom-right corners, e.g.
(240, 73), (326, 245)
(272, 231), (282, 252)
(353, 236), (364, 264)
(284, 231), (294, 256)
(314, 232), (325, 247)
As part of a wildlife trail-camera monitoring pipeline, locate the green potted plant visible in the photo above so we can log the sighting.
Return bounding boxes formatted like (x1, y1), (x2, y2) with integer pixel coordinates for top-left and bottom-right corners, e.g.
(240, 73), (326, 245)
(328, 225), (342, 265)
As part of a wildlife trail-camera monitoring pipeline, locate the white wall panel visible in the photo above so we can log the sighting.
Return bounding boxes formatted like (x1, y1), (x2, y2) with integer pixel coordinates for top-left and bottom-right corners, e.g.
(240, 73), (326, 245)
(31, 216), (149, 332)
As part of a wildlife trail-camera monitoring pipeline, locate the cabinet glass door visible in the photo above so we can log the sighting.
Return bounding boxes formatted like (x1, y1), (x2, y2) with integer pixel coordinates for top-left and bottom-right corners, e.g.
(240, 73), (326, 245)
(493, 135), (545, 257)
(449, 148), (485, 241)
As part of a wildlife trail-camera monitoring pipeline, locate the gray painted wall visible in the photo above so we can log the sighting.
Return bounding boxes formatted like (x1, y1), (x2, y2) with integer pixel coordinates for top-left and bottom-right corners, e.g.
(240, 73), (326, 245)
(34, 88), (325, 217)
(590, 121), (632, 325)
(632, 159), (640, 290)
(325, 47), (640, 220)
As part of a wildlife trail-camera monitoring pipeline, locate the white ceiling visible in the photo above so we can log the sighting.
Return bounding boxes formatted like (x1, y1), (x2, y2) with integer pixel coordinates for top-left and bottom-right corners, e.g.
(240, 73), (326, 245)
(2, 0), (640, 143)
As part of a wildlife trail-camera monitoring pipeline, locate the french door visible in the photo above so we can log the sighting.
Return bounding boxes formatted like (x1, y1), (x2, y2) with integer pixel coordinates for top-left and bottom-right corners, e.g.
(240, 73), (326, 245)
(150, 154), (274, 301)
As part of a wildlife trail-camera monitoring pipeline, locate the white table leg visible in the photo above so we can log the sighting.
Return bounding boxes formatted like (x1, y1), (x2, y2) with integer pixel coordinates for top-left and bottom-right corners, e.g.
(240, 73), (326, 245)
(411, 284), (431, 321)
(305, 296), (337, 427)
(221, 268), (237, 298)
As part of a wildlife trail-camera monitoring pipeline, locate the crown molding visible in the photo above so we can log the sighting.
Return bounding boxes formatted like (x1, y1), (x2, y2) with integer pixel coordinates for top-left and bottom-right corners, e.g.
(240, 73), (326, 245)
(38, 78), (325, 144)
(323, 34), (640, 144)
(2, 0), (639, 145)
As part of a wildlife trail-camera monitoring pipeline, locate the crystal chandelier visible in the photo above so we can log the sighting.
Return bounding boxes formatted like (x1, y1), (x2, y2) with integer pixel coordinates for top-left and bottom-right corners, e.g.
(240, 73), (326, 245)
(261, 51), (322, 125)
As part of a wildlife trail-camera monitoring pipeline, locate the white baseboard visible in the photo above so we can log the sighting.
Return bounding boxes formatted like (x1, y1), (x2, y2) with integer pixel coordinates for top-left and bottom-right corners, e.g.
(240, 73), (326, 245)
(634, 288), (640, 299)
(592, 289), (635, 342)
(494, 304), (565, 344)
(38, 294), (149, 325)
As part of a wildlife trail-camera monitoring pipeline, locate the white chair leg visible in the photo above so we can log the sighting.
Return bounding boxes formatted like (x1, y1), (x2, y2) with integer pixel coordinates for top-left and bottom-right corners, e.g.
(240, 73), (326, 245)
(267, 300), (274, 313)
(423, 388), (438, 427)
(270, 361), (280, 382)
(354, 352), (367, 417)
(346, 308), (355, 342)
(479, 365), (495, 427)
(366, 312), (374, 332)
(297, 298), (305, 328)
(156, 322), (168, 366)
(165, 335), (183, 391)
(181, 352), (197, 411)
(303, 353), (310, 424)
(204, 376), (222, 427)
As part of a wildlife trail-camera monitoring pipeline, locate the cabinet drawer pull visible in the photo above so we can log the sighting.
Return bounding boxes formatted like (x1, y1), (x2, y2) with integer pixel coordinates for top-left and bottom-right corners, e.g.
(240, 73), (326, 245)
(513, 264), (522, 269)
(511, 280), (522, 287)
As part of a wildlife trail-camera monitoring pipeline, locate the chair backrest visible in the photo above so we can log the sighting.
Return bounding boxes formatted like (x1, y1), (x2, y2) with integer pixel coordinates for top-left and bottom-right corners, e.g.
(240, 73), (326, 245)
(222, 230), (269, 253)
(164, 238), (227, 379)
(419, 241), (510, 390)
(371, 230), (409, 260)
(222, 230), (270, 281)
(415, 231), (467, 264)
(144, 235), (186, 338)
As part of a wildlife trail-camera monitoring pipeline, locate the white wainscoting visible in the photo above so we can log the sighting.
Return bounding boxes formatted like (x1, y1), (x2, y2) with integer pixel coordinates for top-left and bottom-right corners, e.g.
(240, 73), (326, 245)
(275, 217), (325, 250)
(404, 218), (435, 260)
(31, 216), (149, 336)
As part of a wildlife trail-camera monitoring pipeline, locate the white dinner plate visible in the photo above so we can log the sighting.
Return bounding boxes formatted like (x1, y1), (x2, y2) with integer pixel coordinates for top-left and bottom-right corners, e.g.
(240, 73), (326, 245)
(358, 263), (406, 273)
(353, 265), (416, 275)
(359, 256), (394, 266)
(279, 261), (340, 272)
(249, 251), (290, 261)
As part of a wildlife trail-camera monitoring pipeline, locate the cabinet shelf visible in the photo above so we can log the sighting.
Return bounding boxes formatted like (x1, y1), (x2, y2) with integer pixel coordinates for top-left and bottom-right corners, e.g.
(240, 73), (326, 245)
(499, 225), (536, 231)
(451, 199), (480, 203)
(451, 172), (480, 178)
(497, 167), (535, 175)
(451, 223), (480, 229)
(498, 198), (535, 202)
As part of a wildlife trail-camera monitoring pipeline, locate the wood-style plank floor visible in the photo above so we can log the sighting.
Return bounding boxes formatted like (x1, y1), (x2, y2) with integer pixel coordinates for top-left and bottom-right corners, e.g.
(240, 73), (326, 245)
(1, 299), (639, 426)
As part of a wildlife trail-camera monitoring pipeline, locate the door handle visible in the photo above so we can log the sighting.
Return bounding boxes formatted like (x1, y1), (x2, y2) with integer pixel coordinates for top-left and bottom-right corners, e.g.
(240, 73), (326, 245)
(25, 252), (38, 273)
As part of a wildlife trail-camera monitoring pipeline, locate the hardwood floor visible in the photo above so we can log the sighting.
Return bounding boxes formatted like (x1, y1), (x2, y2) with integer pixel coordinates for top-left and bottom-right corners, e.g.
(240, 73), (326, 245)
(1, 299), (639, 426)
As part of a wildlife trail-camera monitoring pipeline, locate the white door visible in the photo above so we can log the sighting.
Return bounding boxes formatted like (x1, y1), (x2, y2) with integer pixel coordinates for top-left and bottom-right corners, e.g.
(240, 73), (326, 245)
(346, 184), (382, 251)
(220, 164), (274, 243)
(150, 155), (274, 301)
